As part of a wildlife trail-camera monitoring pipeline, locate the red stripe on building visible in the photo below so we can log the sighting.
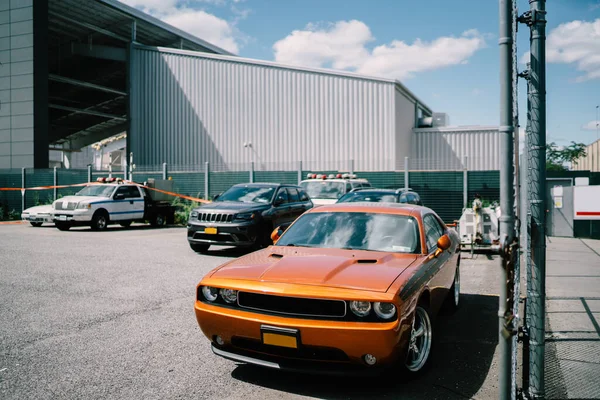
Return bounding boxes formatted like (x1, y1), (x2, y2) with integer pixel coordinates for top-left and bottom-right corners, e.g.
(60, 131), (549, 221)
(576, 211), (600, 216)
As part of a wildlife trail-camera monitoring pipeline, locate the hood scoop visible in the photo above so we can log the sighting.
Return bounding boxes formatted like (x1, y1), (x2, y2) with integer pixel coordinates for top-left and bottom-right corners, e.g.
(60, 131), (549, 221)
(356, 259), (377, 264)
(269, 253), (284, 259)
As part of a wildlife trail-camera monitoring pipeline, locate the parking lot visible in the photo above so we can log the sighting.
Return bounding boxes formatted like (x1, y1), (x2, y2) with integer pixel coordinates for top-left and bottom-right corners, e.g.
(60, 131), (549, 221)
(1, 223), (502, 400)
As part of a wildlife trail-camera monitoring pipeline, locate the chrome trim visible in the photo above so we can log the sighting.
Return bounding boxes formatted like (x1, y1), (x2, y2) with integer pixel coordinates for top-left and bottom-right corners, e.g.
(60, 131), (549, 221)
(260, 325), (299, 335)
(212, 345), (281, 369)
(237, 292), (347, 318)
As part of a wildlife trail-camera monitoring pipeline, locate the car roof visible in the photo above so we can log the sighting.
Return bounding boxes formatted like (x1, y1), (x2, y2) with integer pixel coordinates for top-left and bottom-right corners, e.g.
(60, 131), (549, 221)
(308, 201), (431, 217)
(232, 182), (301, 188)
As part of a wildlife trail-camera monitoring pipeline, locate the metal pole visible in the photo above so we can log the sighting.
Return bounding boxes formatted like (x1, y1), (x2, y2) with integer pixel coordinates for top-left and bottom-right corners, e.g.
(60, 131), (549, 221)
(53, 166), (58, 201)
(21, 167), (26, 213)
(528, 1), (547, 397)
(404, 156), (409, 189)
(129, 152), (134, 182)
(349, 159), (354, 175)
(249, 161), (254, 183)
(162, 162), (168, 180)
(204, 162), (210, 201)
(297, 161), (303, 185)
(499, 1), (516, 399)
(87, 164), (92, 183)
(463, 156), (468, 209)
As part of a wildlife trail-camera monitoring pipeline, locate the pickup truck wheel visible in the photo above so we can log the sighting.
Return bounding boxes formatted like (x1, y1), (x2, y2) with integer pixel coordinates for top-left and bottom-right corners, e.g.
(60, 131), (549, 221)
(30, 222), (43, 227)
(189, 243), (210, 253)
(119, 221), (132, 228)
(151, 213), (166, 227)
(55, 222), (71, 231)
(91, 211), (109, 231)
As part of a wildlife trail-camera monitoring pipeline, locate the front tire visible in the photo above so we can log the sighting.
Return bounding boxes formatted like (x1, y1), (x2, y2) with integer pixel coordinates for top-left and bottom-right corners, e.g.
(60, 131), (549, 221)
(189, 243), (210, 253)
(91, 211), (109, 231)
(55, 222), (71, 231)
(151, 213), (166, 227)
(404, 305), (433, 374)
(30, 222), (43, 227)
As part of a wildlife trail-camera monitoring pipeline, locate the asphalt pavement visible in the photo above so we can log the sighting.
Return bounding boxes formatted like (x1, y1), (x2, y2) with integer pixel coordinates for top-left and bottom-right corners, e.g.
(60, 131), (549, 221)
(0, 223), (503, 400)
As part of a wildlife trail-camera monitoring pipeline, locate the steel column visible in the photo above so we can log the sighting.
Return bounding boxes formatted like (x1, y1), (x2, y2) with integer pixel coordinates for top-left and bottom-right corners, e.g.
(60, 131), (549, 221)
(53, 166), (58, 200)
(499, 1), (517, 399)
(204, 162), (210, 201)
(404, 157), (409, 189)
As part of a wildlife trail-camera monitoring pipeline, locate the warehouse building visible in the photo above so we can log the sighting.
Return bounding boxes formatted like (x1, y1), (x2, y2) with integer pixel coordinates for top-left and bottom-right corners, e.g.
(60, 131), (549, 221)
(572, 139), (600, 172)
(0, 0), (500, 173)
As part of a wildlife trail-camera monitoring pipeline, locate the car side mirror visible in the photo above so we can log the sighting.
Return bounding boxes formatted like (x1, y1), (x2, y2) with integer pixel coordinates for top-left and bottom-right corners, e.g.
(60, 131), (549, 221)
(434, 234), (452, 257)
(114, 194), (125, 200)
(270, 226), (285, 244)
(274, 197), (285, 206)
(213, 193), (220, 200)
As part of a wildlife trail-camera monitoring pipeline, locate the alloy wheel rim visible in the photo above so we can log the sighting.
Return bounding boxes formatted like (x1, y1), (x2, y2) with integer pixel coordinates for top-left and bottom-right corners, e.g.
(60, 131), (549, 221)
(98, 217), (106, 229)
(405, 306), (432, 372)
(454, 267), (460, 306)
(156, 215), (164, 225)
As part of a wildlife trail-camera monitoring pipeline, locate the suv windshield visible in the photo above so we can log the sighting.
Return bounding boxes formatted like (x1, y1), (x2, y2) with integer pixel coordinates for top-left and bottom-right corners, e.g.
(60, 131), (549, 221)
(338, 191), (397, 203)
(300, 181), (345, 199)
(276, 212), (420, 253)
(216, 186), (275, 204)
(75, 185), (116, 197)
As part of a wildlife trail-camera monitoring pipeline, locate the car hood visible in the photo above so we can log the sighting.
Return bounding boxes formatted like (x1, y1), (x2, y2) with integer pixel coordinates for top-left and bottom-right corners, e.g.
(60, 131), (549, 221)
(209, 247), (418, 292)
(196, 202), (269, 213)
(55, 196), (108, 205)
(23, 205), (53, 214)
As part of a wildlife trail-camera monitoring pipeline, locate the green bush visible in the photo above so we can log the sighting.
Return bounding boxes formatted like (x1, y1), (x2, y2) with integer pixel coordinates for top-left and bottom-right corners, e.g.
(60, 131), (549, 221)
(171, 197), (200, 226)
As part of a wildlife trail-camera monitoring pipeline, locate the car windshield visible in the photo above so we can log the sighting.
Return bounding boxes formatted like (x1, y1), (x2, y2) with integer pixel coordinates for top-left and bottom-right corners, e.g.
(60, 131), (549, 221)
(75, 185), (115, 197)
(300, 181), (345, 199)
(216, 186), (275, 203)
(276, 212), (420, 253)
(338, 192), (397, 203)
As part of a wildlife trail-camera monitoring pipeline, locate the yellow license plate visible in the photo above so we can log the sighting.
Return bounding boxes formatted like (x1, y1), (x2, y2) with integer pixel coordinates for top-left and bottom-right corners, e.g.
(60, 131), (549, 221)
(262, 333), (298, 349)
(204, 227), (217, 234)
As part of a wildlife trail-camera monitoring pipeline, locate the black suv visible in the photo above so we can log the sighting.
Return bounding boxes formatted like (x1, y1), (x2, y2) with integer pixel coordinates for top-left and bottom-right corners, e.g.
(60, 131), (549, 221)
(336, 188), (423, 205)
(187, 183), (313, 253)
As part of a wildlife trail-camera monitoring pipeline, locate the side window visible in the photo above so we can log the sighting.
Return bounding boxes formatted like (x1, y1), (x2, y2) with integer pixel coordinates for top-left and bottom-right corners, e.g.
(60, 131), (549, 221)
(287, 187), (300, 203)
(414, 194), (422, 205)
(346, 183), (352, 193)
(115, 186), (128, 198)
(424, 214), (444, 252)
(127, 186), (141, 198)
(274, 188), (289, 205)
(407, 193), (417, 204)
(399, 194), (408, 203)
(298, 189), (310, 202)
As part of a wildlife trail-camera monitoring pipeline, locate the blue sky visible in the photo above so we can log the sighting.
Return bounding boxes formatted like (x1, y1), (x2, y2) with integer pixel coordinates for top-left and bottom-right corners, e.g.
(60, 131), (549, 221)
(123, 0), (600, 146)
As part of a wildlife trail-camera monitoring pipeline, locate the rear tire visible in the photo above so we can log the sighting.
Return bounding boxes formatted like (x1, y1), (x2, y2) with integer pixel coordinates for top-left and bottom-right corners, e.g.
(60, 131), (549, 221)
(55, 222), (71, 231)
(189, 243), (210, 253)
(30, 222), (43, 227)
(151, 213), (166, 227)
(443, 265), (460, 314)
(91, 211), (109, 231)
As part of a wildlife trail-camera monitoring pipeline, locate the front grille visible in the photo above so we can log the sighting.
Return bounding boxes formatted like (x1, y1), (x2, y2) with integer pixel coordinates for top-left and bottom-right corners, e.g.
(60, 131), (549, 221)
(230, 337), (349, 362)
(237, 292), (346, 318)
(54, 202), (77, 210)
(196, 213), (234, 223)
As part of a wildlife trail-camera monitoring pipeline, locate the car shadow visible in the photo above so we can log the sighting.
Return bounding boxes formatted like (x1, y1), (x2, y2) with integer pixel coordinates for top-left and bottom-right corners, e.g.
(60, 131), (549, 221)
(198, 246), (257, 258)
(229, 293), (499, 399)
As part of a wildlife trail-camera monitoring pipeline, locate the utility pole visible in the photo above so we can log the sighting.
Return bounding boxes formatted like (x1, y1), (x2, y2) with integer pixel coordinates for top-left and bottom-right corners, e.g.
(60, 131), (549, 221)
(498, 2), (517, 399)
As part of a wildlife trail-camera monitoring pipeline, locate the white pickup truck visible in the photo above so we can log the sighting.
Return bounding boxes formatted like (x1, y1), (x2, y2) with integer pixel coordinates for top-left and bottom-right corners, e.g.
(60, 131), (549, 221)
(52, 179), (175, 231)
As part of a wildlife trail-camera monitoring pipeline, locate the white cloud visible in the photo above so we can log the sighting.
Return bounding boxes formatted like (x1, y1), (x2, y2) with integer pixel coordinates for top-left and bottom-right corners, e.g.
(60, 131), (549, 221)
(119, 0), (242, 54)
(273, 21), (486, 80)
(582, 120), (600, 130)
(545, 18), (600, 82)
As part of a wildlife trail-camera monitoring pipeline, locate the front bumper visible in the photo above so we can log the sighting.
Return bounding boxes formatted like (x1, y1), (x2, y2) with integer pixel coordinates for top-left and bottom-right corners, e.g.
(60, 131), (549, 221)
(21, 214), (53, 223)
(52, 209), (93, 223)
(187, 220), (259, 247)
(195, 301), (412, 371)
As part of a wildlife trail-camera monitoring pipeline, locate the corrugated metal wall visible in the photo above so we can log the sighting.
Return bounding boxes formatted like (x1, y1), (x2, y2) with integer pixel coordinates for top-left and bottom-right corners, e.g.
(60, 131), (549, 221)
(411, 128), (501, 170)
(572, 140), (600, 172)
(130, 46), (400, 171)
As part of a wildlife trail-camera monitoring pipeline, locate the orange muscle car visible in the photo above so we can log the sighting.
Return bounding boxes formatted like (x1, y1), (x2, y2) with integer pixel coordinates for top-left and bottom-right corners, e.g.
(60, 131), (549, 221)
(194, 203), (461, 374)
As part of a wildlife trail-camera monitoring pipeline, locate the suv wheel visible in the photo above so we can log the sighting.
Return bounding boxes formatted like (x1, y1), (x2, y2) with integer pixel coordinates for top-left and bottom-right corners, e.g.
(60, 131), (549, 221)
(91, 211), (109, 231)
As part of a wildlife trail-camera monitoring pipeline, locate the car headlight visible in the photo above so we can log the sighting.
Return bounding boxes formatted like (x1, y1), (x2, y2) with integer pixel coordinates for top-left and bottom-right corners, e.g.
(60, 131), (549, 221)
(77, 202), (91, 209)
(235, 212), (255, 221)
(373, 302), (396, 319)
(190, 211), (199, 219)
(201, 286), (219, 302)
(349, 301), (371, 317)
(219, 288), (238, 304)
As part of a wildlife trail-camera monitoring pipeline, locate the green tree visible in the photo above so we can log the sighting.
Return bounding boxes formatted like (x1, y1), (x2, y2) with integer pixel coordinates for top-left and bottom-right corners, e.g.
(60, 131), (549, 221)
(546, 141), (587, 171)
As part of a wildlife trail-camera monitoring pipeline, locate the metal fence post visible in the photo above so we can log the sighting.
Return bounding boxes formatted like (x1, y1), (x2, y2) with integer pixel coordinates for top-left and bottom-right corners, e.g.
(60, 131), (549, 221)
(463, 156), (468, 209)
(87, 164), (92, 183)
(297, 161), (303, 185)
(404, 157), (409, 189)
(162, 162), (168, 180)
(249, 161), (254, 183)
(21, 167), (26, 213)
(53, 166), (58, 201)
(349, 159), (354, 175)
(204, 162), (210, 200)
